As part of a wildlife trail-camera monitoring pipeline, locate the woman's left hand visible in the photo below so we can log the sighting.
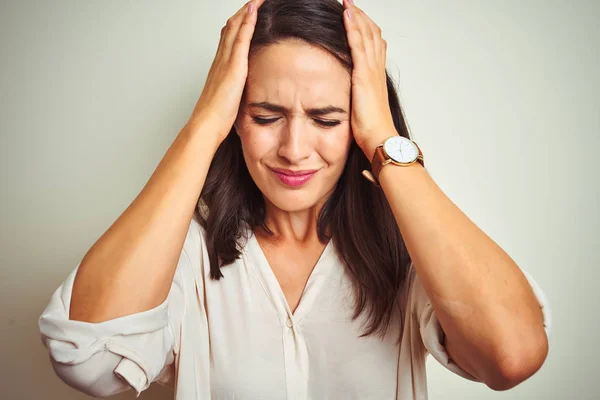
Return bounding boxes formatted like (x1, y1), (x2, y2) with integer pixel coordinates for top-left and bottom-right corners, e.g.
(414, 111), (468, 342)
(342, 0), (397, 159)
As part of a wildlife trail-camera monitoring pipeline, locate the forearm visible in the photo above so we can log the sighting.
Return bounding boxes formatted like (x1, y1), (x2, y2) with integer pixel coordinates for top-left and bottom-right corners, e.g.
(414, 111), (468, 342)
(361, 136), (547, 386)
(70, 118), (222, 323)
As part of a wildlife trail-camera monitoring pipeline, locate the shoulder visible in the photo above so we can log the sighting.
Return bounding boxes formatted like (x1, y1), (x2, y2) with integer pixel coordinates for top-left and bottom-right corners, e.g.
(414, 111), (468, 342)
(184, 216), (207, 251)
(173, 217), (209, 286)
(183, 215), (209, 259)
(181, 217), (253, 279)
(401, 262), (428, 317)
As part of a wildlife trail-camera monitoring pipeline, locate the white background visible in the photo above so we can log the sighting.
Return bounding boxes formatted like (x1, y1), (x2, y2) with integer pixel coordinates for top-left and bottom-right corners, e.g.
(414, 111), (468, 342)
(0, 0), (598, 399)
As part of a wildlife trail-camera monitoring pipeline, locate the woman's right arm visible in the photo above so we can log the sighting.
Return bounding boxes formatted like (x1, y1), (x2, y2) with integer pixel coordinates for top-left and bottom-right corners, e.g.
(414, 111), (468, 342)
(70, 0), (262, 324)
(39, 1), (264, 396)
(68, 117), (219, 323)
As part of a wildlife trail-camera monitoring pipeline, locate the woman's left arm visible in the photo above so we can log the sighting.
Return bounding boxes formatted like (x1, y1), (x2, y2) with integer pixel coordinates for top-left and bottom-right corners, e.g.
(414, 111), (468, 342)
(376, 158), (548, 391)
(342, 0), (548, 391)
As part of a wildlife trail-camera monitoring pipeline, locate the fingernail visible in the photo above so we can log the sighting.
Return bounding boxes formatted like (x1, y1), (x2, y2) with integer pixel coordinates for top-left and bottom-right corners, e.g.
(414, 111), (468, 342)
(247, 1), (254, 13)
(348, 0), (355, 5)
(346, 9), (352, 19)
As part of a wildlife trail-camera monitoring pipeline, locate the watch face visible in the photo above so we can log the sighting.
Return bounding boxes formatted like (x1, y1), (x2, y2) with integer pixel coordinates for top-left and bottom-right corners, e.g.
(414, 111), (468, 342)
(383, 136), (418, 163)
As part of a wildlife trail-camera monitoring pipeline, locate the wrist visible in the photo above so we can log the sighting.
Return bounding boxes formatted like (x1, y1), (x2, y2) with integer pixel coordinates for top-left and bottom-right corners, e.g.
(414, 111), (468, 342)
(358, 129), (399, 161)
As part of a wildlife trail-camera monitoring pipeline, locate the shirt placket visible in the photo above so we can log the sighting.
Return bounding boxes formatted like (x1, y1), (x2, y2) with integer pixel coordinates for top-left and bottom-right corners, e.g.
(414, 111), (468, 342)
(282, 314), (309, 400)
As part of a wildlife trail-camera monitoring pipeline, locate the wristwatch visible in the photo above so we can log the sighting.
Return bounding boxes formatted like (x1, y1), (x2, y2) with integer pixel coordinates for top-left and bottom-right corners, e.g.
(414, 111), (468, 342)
(361, 135), (425, 187)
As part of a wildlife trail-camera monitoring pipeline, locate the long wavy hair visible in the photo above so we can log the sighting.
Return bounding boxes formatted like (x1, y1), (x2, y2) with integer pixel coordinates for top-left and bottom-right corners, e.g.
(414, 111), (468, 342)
(195, 0), (414, 339)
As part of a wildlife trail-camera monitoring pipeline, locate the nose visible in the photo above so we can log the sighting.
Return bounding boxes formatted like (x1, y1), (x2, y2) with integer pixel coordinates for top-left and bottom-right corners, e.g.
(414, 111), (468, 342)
(277, 118), (313, 164)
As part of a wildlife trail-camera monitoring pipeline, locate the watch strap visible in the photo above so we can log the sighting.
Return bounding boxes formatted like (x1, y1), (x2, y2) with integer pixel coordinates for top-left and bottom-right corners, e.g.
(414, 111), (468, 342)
(372, 146), (388, 182)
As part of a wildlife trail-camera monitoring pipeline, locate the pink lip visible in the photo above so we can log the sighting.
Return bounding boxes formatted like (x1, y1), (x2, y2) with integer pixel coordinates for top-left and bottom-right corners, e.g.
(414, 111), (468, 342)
(270, 168), (319, 187)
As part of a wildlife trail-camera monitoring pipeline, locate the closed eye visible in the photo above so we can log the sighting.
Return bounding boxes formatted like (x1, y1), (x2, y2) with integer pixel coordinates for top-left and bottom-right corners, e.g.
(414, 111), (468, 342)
(251, 116), (341, 128)
(252, 116), (280, 125)
(315, 119), (341, 128)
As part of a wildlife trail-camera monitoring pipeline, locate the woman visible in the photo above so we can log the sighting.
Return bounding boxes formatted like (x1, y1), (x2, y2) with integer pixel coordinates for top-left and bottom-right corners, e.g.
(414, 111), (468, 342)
(39, 0), (551, 398)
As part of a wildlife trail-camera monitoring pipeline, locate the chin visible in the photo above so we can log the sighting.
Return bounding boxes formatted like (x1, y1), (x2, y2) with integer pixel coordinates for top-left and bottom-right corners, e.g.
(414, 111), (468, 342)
(262, 189), (325, 213)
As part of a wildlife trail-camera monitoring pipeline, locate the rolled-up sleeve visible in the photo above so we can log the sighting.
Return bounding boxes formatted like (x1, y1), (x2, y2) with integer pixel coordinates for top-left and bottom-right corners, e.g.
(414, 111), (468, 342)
(409, 265), (552, 381)
(38, 251), (187, 397)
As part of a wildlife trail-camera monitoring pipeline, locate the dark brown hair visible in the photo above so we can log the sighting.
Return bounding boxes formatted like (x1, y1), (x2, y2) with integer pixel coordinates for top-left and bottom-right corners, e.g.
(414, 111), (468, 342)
(195, 0), (413, 339)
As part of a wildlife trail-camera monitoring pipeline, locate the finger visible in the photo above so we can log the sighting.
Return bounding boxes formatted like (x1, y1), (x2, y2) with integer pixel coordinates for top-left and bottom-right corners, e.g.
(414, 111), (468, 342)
(223, 0), (267, 60)
(253, 0), (266, 9)
(221, 1), (254, 59)
(230, 1), (260, 62)
(217, 4), (246, 58)
(343, 7), (369, 70)
(358, 8), (385, 58)
(352, 7), (378, 62)
(349, 4), (380, 37)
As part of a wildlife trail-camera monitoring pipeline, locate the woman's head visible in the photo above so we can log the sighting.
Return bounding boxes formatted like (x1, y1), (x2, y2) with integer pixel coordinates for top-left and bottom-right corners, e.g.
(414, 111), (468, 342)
(235, 0), (357, 213)
(235, 39), (352, 213)
(198, 0), (413, 339)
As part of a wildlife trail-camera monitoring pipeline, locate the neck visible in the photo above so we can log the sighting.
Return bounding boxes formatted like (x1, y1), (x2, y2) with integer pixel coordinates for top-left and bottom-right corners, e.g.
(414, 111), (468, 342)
(259, 196), (329, 246)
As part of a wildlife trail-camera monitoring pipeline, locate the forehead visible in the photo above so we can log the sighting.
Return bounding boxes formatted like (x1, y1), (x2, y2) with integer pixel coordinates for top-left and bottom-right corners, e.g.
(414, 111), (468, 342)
(245, 40), (350, 105)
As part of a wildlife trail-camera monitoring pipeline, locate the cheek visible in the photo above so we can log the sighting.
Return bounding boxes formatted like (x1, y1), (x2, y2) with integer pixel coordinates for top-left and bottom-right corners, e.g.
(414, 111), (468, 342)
(318, 127), (353, 165)
(238, 127), (278, 163)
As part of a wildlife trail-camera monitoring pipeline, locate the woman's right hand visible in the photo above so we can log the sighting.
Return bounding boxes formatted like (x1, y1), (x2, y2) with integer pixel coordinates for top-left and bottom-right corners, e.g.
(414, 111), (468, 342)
(189, 0), (265, 143)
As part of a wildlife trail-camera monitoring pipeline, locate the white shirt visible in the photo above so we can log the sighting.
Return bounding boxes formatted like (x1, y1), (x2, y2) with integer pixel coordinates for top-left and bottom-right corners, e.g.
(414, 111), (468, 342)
(39, 218), (551, 399)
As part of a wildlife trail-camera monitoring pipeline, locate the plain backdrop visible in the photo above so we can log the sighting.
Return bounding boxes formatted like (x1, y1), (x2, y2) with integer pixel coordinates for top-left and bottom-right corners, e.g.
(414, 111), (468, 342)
(1, 0), (598, 399)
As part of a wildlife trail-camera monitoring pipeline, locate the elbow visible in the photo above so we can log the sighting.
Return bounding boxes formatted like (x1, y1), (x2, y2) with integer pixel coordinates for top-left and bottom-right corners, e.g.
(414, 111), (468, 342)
(486, 333), (549, 391)
(46, 347), (129, 398)
(51, 363), (113, 398)
(50, 360), (122, 398)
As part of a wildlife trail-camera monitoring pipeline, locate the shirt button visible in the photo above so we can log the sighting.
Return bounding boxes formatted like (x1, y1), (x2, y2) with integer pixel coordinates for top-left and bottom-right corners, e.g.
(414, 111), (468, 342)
(286, 318), (293, 328)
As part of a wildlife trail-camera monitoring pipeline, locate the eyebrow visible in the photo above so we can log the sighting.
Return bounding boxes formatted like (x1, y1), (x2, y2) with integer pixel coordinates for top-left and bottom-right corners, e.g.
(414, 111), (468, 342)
(248, 101), (347, 116)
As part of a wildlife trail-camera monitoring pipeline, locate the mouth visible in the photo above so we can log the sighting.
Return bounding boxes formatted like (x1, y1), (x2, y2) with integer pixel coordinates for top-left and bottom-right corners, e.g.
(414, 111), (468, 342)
(269, 167), (320, 187)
